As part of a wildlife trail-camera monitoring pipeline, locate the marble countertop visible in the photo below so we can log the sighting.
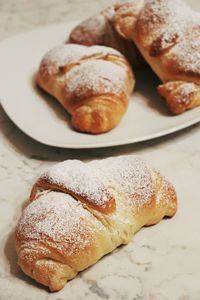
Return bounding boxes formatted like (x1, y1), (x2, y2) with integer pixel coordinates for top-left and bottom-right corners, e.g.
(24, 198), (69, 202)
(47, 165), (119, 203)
(0, 1), (200, 299)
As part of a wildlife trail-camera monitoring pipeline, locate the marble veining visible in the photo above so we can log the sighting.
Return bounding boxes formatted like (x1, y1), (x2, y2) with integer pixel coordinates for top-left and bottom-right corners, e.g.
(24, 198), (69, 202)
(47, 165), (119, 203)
(0, 0), (200, 299)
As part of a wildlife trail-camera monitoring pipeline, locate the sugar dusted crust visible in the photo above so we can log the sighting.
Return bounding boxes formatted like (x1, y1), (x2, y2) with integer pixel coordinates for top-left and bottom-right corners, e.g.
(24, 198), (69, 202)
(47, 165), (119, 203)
(16, 155), (177, 291)
(39, 44), (123, 77)
(68, 3), (146, 68)
(113, 0), (200, 114)
(30, 159), (116, 214)
(65, 59), (127, 99)
(158, 81), (200, 114)
(17, 192), (103, 257)
(135, 0), (200, 81)
(37, 43), (134, 133)
(31, 156), (155, 214)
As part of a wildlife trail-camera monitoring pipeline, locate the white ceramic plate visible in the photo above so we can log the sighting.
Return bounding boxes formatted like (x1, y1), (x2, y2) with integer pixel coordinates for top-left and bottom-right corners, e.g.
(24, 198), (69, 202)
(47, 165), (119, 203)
(0, 22), (200, 149)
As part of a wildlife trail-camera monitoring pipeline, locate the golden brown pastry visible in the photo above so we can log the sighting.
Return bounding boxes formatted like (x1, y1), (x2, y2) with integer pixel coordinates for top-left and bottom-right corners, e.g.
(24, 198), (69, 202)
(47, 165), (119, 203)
(37, 44), (134, 134)
(114, 0), (200, 114)
(15, 155), (177, 291)
(68, 2), (146, 68)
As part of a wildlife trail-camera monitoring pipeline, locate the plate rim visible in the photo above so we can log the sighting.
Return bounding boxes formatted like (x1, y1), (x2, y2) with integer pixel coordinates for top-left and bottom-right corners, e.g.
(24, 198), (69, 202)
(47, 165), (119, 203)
(0, 21), (200, 149)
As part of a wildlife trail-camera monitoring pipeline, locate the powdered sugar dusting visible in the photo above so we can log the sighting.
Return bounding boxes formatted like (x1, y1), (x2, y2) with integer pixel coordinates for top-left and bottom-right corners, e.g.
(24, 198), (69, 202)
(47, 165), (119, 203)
(71, 13), (108, 43)
(40, 44), (122, 76)
(180, 83), (196, 95)
(141, 0), (200, 76)
(39, 156), (153, 210)
(141, 0), (191, 39)
(172, 27), (200, 75)
(156, 175), (176, 210)
(66, 59), (127, 97)
(17, 192), (104, 255)
(89, 155), (153, 208)
(69, 5), (115, 45)
(85, 45), (121, 57)
(43, 160), (113, 208)
(173, 82), (196, 105)
(40, 44), (86, 75)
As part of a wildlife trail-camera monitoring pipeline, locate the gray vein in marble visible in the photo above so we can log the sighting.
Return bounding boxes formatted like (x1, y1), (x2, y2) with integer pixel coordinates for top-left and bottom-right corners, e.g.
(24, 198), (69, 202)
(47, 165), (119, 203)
(88, 280), (109, 299)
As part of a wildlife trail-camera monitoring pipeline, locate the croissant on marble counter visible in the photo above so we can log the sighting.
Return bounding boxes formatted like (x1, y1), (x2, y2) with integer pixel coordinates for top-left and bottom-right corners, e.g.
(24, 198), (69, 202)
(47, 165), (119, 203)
(113, 0), (200, 114)
(15, 155), (177, 291)
(36, 44), (134, 134)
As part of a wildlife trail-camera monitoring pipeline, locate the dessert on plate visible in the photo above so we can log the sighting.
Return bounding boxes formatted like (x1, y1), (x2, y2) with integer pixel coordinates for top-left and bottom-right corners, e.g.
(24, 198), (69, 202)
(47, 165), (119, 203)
(70, 0), (200, 114)
(37, 44), (134, 134)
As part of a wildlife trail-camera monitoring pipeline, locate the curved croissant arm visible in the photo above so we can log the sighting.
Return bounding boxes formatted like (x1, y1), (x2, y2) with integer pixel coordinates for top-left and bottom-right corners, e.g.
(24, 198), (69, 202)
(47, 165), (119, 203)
(68, 3), (146, 68)
(113, 0), (200, 113)
(37, 44), (134, 134)
(158, 81), (200, 114)
(15, 156), (177, 291)
(113, 0), (144, 40)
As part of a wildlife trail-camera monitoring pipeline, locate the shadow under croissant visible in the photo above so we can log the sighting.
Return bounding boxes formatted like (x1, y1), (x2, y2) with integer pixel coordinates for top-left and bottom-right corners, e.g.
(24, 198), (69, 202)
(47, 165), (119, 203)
(4, 230), (49, 291)
(4, 225), (131, 292)
(3, 196), (48, 291)
(134, 67), (170, 117)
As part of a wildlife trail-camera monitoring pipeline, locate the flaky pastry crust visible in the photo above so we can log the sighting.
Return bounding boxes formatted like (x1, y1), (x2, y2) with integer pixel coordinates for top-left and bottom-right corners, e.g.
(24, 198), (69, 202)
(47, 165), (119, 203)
(15, 156), (177, 291)
(114, 0), (200, 114)
(37, 44), (134, 133)
(68, 2), (145, 68)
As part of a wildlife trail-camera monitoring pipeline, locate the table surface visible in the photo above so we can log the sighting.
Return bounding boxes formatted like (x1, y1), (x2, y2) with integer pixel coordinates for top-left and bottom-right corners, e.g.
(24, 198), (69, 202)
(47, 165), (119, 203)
(0, 1), (200, 300)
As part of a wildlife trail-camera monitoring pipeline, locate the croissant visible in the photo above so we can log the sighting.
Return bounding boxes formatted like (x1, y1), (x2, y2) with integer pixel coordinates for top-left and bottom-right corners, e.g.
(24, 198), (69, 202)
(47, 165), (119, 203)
(68, 2), (146, 68)
(15, 155), (177, 291)
(36, 44), (134, 134)
(113, 0), (200, 114)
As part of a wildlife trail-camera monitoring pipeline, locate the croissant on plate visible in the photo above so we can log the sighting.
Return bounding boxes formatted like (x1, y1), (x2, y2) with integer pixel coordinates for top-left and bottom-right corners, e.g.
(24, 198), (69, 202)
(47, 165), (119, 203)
(15, 155), (177, 291)
(68, 2), (146, 68)
(113, 0), (200, 114)
(37, 44), (134, 134)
